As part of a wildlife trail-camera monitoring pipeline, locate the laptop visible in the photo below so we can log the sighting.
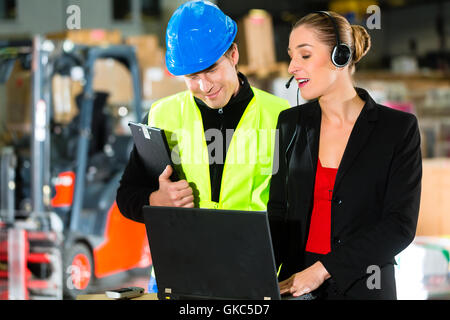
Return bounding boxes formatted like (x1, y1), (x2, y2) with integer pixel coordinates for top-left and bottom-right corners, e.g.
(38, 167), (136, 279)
(143, 206), (315, 300)
(128, 122), (178, 181)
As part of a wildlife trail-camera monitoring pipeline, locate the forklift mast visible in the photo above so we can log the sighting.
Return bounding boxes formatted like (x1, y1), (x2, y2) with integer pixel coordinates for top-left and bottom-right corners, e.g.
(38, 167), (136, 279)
(31, 35), (52, 229)
(69, 44), (143, 234)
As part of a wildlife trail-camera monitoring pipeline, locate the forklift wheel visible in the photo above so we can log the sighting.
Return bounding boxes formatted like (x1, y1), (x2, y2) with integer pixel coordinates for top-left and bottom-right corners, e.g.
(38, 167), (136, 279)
(63, 243), (94, 299)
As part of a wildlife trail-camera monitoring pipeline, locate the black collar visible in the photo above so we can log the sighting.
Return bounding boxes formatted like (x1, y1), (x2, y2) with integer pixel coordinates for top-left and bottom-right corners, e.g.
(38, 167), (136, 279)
(355, 87), (378, 122)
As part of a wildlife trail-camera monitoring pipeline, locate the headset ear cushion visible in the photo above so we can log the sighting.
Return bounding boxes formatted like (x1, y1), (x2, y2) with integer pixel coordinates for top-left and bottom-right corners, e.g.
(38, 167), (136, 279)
(332, 44), (352, 67)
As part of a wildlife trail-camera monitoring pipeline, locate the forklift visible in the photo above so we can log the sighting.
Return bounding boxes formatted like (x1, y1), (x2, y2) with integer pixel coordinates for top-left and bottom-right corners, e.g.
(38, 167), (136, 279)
(0, 36), (151, 299)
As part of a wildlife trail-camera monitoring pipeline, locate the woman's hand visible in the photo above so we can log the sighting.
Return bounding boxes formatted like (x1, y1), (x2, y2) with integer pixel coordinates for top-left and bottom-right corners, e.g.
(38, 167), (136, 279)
(279, 261), (331, 297)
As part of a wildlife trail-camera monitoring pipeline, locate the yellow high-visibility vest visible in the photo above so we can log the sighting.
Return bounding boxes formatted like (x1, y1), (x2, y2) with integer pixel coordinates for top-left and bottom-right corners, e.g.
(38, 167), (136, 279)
(148, 87), (290, 210)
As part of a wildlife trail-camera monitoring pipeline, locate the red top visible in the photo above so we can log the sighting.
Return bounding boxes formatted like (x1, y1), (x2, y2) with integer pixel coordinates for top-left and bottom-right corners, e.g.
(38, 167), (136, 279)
(305, 159), (338, 255)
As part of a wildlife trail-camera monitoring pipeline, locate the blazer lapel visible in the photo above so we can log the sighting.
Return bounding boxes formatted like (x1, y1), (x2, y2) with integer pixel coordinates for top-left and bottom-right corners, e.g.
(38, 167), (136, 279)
(306, 102), (321, 187)
(298, 102), (321, 245)
(334, 89), (378, 192)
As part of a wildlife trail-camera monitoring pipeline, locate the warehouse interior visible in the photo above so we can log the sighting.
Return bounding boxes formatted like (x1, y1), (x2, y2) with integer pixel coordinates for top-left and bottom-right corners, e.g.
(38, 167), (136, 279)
(0, 0), (449, 300)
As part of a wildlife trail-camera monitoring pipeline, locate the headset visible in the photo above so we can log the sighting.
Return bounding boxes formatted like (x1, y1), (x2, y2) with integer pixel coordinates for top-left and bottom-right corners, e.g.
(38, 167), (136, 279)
(286, 11), (352, 90)
(316, 10), (352, 68)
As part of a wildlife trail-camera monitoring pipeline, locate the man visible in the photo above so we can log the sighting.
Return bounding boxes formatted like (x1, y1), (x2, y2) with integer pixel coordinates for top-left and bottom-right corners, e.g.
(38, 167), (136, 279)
(116, 0), (290, 291)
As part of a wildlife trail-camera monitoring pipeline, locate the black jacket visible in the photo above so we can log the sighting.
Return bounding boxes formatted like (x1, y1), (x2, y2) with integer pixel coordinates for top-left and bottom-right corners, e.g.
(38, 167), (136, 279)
(268, 88), (422, 299)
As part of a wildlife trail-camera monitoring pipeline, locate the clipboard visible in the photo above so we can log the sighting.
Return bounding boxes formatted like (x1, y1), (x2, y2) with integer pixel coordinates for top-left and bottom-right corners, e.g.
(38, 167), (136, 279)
(128, 121), (179, 182)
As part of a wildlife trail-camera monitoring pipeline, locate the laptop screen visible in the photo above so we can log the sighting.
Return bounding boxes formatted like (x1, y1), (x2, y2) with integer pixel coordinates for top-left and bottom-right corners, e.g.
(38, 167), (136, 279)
(143, 206), (281, 300)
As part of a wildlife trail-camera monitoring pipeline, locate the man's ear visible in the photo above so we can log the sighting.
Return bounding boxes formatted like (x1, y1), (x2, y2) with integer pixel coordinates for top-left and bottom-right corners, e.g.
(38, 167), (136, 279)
(230, 43), (239, 66)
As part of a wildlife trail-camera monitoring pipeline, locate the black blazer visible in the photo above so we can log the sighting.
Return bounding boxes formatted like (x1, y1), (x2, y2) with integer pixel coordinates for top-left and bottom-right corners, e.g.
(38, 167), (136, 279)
(268, 88), (422, 299)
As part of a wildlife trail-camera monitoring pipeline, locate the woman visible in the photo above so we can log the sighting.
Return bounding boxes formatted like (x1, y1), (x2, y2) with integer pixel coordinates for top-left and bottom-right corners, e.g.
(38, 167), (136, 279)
(268, 11), (422, 300)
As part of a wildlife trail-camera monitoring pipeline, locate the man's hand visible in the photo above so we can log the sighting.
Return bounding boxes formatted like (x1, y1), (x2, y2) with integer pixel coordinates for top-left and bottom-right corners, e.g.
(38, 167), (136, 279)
(149, 165), (194, 207)
(279, 261), (331, 297)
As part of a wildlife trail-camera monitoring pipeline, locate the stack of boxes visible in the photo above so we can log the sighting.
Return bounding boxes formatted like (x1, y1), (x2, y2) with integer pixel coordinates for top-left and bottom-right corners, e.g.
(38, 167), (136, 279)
(5, 61), (32, 133)
(48, 29), (188, 127)
(125, 34), (186, 102)
(236, 9), (287, 78)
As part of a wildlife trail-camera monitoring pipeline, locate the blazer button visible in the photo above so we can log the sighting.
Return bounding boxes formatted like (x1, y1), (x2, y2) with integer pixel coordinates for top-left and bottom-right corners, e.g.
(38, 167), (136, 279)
(333, 237), (341, 245)
(333, 198), (343, 205)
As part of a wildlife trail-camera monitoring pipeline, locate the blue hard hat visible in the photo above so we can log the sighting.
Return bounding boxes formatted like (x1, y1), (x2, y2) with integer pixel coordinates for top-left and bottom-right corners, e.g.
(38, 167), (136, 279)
(165, 0), (237, 76)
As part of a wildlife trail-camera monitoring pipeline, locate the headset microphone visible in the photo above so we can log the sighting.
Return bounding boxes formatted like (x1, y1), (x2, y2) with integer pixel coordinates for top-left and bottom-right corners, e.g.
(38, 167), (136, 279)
(284, 75), (300, 106)
(285, 75), (294, 89)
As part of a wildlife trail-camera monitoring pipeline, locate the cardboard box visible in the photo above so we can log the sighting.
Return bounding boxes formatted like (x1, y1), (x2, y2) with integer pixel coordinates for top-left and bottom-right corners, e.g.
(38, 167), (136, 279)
(125, 35), (164, 70)
(5, 61), (31, 132)
(416, 158), (450, 236)
(47, 29), (122, 46)
(142, 67), (186, 102)
(53, 58), (135, 113)
(92, 58), (133, 104)
(52, 75), (81, 124)
(236, 10), (276, 73)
